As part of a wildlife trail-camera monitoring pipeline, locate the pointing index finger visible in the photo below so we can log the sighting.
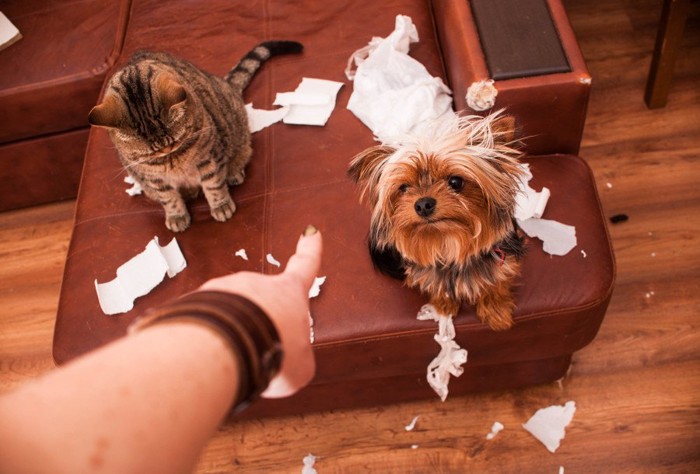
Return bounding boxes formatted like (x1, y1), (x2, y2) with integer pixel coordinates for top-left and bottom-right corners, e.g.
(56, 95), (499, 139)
(283, 226), (323, 289)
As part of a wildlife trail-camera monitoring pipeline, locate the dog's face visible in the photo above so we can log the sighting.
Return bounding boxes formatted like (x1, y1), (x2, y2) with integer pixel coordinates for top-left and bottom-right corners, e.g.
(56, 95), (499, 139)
(349, 113), (523, 268)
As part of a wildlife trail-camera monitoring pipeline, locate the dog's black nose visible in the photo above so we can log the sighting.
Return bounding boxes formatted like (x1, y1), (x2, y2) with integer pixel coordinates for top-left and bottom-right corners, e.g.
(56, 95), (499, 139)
(414, 197), (437, 218)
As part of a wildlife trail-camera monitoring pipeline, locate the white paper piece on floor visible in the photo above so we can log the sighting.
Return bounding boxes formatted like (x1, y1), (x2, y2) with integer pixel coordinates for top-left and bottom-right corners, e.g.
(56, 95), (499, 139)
(515, 163), (550, 220)
(302, 453), (318, 474)
(404, 416), (420, 431)
(522, 400), (577, 453)
(245, 103), (290, 133)
(486, 421), (504, 440)
(95, 237), (187, 315)
(517, 218), (577, 256)
(124, 175), (143, 196)
(417, 304), (468, 401)
(234, 248), (248, 261)
(274, 78), (344, 126)
(346, 14), (453, 144)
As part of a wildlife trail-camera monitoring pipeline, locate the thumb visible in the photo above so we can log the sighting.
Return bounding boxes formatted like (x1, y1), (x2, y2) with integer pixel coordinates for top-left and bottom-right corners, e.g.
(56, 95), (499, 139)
(283, 225), (323, 290)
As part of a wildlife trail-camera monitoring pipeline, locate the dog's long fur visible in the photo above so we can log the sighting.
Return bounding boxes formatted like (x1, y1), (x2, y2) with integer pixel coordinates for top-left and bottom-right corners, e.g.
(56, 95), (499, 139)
(349, 112), (526, 330)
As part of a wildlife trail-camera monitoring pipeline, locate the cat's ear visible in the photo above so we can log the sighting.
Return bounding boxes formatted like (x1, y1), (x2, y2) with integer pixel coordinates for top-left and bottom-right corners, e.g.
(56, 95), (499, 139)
(88, 94), (123, 129)
(156, 74), (187, 110)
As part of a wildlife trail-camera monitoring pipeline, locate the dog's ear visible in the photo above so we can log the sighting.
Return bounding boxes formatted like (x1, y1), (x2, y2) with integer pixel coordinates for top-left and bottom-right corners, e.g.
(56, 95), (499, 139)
(348, 145), (395, 204)
(491, 114), (517, 145)
(348, 145), (395, 184)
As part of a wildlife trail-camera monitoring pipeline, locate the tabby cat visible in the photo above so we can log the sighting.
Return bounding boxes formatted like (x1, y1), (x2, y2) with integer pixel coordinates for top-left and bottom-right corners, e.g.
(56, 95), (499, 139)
(88, 41), (303, 232)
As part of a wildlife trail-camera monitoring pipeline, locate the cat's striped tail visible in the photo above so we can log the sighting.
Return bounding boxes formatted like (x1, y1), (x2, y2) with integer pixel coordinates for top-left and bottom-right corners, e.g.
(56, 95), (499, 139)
(226, 40), (303, 91)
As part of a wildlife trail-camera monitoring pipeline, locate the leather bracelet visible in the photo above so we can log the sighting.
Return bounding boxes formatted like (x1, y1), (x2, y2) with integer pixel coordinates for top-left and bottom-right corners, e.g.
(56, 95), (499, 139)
(130, 291), (283, 415)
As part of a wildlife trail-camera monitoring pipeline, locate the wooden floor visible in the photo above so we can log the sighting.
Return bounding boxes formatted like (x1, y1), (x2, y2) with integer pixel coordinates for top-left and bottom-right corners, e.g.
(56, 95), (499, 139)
(1, 0), (698, 472)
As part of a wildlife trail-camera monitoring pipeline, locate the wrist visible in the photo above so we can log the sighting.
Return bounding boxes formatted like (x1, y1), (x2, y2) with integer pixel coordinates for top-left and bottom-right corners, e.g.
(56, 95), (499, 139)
(130, 291), (283, 415)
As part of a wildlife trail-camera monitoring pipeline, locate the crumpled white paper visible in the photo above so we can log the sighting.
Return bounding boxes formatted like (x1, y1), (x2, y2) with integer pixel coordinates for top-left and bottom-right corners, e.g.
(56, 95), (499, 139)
(94, 237), (187, 315)
(417, 304), (468, 401)
(346, 14), (453, 144)
(522, 400), (576, 453)
(515, 163), (577, 256)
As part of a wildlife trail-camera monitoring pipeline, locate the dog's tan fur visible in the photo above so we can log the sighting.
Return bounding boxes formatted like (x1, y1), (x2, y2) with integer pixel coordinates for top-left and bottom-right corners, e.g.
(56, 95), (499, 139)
(349, 112), (525, 330)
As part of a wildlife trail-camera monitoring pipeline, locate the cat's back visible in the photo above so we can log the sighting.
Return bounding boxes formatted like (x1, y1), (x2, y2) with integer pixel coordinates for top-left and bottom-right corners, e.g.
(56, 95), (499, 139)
(119, 50), (224, 90)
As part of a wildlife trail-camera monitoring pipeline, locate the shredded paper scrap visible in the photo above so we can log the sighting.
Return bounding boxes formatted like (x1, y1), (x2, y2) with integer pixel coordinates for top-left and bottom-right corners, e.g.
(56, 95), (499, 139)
(417, 304), (468, 401)
(94, 237), (186, 315)
(522, 401), (577, 453)
(515, 163), (577, 256)
(246, 77), (343, 132)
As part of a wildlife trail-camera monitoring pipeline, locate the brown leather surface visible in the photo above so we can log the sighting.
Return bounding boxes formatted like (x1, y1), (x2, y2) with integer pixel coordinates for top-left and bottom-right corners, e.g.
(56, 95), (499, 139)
(0, 0), (130, 144)
(54, 0), (615, 410)
(0, 129), (88, 211)
(241, 354), (573, 419)
(431, 0), (591, 155)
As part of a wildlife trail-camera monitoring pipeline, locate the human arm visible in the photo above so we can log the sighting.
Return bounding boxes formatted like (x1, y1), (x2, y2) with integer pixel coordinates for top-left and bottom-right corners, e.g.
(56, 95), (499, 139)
(0, 226), (322, 474)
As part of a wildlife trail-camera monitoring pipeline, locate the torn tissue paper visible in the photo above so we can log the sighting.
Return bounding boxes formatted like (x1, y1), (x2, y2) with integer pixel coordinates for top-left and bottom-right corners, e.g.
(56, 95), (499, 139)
(95, 237), (186, 315)
(274, 78), (343, 126)
(518, 218), (577, 257)
(515, 163), (577, 256)
(515, 164), (550, 221)
(417, 304), (468, 401)
(245, 103), (289, 133)
(522, 401), (576, 453)
(346, 14), (453, 144)
(308, 276), (326, 298)
(245, 77), (343, 132)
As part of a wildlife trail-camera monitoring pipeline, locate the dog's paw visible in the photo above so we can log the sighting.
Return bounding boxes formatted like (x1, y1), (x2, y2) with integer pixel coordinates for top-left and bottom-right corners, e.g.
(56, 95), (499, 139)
(166, 213), (191, 233)
(476, 302), (513, 331)
(211, 200), (236, 222)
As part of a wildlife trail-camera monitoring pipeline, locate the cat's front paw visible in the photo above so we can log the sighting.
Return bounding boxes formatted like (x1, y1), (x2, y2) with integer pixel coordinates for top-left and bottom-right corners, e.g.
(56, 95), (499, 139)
(227, 169), (246, 186)
(166, 213), (191, 232)
(211, 200), (236, 222)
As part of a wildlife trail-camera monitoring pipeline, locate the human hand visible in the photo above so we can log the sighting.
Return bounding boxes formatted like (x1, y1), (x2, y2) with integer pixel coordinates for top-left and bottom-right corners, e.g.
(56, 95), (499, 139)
(199, 225), (322, 398)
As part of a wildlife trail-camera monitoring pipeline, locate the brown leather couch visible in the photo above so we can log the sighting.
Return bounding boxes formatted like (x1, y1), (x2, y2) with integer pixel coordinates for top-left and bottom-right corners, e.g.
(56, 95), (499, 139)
(0, 0), (130, 211)
(53, 0), (615, 418)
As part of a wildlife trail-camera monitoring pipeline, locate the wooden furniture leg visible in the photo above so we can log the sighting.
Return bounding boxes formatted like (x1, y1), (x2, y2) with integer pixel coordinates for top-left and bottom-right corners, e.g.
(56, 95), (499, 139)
(644, 0), (692, 109)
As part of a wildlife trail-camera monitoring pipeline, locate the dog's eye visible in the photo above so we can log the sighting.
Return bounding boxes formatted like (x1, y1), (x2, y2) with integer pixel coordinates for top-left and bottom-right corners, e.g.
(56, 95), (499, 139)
(399, 183), (409, 193)
(447, 176), (464, 192)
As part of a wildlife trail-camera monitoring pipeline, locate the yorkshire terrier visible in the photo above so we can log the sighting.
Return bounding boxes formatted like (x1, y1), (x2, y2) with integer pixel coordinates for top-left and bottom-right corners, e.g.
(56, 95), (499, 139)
(348, 112), (526, 330)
